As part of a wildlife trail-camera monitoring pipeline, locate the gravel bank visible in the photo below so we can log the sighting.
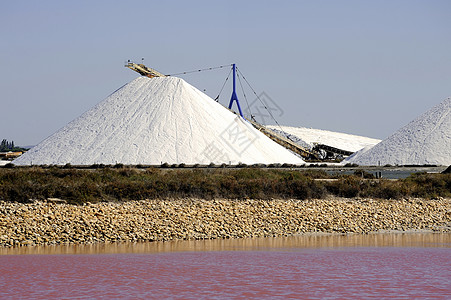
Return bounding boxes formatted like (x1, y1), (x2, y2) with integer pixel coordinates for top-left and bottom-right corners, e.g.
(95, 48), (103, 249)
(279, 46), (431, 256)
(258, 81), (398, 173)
(1, 198), (450, 247)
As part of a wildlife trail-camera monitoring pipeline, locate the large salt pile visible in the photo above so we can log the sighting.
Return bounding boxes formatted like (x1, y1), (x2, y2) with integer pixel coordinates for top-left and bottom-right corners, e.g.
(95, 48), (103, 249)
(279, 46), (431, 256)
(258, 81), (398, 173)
(345, 97), (451, 166)
(14, 77), (304, 165)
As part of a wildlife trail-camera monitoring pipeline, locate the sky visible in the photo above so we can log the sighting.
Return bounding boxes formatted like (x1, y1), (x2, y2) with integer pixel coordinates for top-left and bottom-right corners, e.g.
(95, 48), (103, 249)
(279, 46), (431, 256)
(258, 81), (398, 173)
(1, 0), (450, 146)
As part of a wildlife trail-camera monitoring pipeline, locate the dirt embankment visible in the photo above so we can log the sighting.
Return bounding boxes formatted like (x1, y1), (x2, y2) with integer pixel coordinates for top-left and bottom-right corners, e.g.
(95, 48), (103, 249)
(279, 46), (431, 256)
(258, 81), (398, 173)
(1, 197), (450, 247)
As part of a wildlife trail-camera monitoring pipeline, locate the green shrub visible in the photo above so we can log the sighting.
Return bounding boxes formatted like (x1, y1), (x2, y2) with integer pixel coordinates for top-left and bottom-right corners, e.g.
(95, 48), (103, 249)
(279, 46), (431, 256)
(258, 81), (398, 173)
(1, 168), (449, 204)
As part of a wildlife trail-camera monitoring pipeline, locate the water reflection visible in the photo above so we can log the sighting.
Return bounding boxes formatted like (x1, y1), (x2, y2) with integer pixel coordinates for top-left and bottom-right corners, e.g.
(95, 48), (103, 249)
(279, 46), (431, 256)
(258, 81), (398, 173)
(1, 232), (450, 255)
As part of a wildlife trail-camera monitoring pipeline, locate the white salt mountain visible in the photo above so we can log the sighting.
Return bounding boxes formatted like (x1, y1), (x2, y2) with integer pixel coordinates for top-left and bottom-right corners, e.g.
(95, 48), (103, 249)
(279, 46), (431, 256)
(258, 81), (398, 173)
(14, 77), (304, 165)
(345, 97), (451, 166)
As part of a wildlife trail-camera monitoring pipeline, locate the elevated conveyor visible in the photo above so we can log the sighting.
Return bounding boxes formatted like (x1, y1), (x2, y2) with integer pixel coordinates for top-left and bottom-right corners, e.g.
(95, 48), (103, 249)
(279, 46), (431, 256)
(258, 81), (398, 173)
(125, 62), (166, 78)
(248, 120), (319, 160)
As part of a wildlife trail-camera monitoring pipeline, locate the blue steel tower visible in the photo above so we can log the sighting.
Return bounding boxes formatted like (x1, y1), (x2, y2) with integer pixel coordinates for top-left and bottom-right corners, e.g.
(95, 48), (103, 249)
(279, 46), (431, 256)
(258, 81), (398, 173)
(228, 64), (244, 118)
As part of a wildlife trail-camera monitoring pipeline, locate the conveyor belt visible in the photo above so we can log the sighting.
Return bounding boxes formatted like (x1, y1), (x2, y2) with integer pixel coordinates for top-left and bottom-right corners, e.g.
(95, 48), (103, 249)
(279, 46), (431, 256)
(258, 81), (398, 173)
(249, 120), (319, 160)
(125, 62), (166, 78)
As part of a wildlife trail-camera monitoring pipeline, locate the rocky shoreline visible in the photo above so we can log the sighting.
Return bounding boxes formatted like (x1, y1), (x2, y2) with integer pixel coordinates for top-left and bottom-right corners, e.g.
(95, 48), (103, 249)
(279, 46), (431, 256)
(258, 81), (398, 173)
(1, 197), (450, 247)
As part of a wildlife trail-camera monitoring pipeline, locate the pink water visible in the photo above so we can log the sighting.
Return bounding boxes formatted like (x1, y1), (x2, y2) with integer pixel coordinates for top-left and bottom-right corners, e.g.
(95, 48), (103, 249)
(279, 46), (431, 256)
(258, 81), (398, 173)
(1, 234), (450, 299)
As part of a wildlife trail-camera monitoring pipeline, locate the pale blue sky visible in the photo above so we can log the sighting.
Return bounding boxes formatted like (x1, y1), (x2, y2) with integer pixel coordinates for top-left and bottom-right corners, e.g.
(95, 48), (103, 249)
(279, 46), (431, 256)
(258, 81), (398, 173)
(1, 0), (450, 145)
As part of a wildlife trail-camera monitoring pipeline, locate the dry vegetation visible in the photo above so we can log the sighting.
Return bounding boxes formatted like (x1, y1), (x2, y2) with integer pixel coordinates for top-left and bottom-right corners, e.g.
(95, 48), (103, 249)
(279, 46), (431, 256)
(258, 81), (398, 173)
(0, 167), (450, 205)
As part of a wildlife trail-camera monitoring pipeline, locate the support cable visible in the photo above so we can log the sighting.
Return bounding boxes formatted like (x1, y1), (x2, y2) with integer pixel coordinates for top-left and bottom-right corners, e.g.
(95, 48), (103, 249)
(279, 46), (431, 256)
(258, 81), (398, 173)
(236, 71), (252, 117)
(236, 67), (293, 141)
(166, 64), (232, 77)
(214, 67), (232, 102)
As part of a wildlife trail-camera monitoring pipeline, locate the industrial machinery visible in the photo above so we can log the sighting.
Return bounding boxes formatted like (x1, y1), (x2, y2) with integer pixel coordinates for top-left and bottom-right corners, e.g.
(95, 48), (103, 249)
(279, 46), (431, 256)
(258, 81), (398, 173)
(248, 119), (319, 160)
(226, 65), (318, 160)
(125, 61), (166, 78)
(312, 143), (354, 160)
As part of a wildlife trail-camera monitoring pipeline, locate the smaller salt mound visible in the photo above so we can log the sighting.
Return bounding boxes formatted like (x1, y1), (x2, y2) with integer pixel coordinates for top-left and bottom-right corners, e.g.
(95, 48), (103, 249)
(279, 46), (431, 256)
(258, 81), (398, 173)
(346, 97), (451, 166)
(266, 125), (381, 152)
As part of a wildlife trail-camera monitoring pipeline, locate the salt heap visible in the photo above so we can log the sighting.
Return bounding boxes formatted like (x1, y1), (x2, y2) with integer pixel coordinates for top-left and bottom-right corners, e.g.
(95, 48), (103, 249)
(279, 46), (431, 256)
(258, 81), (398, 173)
(345, 97), (451, 166)
(14, 77), (304, 165)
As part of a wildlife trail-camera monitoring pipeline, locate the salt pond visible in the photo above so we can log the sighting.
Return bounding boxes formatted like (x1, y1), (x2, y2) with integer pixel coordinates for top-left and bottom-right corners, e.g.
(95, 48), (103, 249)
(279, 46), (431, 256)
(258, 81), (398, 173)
(1, 233), (450, 299)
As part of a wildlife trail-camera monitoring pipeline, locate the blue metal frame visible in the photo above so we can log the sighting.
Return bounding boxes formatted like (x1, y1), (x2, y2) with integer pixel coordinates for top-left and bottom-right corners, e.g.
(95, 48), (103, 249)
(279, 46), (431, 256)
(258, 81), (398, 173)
(228, 64), (244, 117)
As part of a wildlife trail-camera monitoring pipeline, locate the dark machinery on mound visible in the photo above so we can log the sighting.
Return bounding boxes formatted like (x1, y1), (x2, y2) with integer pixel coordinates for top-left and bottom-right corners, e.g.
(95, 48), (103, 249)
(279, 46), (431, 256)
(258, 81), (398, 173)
(312, 143), (354, 161)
